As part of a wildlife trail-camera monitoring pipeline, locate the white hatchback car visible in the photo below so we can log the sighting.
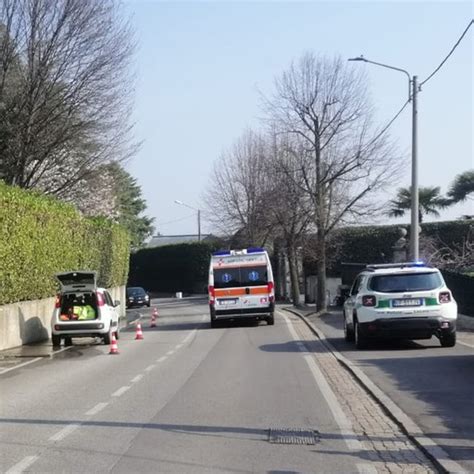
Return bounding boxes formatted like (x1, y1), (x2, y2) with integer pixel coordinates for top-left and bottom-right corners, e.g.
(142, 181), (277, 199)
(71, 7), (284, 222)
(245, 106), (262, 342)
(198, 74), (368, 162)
(51, 271), (120, 346)
(343, 263), (457, 349)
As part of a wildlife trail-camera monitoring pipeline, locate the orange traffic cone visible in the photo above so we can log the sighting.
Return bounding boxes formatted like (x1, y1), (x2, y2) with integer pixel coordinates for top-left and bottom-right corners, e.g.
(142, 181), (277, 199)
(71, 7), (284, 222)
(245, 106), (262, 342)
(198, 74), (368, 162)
(150, 308), (158, 328)
(109, 333), (119, 354)
(135, 322), (144, 340)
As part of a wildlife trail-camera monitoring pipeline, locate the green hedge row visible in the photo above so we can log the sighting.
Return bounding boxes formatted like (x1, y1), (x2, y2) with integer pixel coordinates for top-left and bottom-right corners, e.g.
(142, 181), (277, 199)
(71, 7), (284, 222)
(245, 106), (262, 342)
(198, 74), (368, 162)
(128, 242), (220, 294)
(304, 221), (472, 275)
(442, 270), (474, 316)
(0, 182), (130, 305)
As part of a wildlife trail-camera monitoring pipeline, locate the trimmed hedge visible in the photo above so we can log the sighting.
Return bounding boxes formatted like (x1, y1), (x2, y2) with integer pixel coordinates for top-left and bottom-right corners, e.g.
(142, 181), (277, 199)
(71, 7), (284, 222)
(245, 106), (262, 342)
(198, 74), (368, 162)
(128, 242), (220, 294)
(304, 221), (473, 275)
(0, 182), (130, 305)
(442, 270), (474, 316)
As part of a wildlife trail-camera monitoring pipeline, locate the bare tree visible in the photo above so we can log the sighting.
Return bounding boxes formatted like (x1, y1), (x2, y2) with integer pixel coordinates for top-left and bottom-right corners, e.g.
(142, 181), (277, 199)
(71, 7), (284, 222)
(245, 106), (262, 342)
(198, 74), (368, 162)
(262, 53), (402, 311)
(267, 132), (314, 305)
(204, 129), (274, 247)
(0, 0), (137, 197)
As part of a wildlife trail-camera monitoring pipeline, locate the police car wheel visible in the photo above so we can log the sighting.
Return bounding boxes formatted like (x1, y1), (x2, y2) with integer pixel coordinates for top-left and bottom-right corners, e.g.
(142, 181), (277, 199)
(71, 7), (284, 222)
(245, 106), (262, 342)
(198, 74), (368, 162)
(344, 317), (354, 342)
(440, 331), (456, 348)
(355, 320), (368, 350)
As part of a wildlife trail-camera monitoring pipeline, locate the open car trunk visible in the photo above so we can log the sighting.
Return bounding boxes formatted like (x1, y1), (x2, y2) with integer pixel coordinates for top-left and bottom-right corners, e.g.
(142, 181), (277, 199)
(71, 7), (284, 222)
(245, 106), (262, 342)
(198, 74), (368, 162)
(59, 291), (99, 321)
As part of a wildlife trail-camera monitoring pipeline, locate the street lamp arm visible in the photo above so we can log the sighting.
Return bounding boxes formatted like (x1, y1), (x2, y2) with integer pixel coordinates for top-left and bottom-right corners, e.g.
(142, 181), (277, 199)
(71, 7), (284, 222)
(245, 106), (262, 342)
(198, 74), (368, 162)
(348, 56), (412, 101)
(174, 199), (198, 212)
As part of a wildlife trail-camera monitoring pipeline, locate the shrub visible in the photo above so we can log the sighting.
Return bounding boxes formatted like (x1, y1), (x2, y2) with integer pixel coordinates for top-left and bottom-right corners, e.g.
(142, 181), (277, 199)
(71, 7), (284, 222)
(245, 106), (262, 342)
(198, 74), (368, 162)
(128, 242), (220, 294)
(0, 182), (130, 305)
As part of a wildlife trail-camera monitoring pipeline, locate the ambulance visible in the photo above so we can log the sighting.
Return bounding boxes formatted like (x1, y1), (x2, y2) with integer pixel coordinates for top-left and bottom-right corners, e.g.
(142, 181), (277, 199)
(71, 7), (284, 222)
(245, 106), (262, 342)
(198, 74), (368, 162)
(208, 247), (275, 327)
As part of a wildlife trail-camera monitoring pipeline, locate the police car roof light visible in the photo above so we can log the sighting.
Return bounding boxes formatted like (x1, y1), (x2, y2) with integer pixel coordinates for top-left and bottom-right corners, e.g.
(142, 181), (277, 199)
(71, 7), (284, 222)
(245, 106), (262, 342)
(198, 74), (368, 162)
(246, 247), (265, 254)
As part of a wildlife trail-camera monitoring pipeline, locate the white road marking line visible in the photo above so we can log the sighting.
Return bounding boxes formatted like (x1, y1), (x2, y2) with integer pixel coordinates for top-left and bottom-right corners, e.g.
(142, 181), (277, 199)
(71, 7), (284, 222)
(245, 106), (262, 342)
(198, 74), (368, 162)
(49, 423), (80, 442)
(85, 402), (109, 416)
(5, 455), (39, 473)
(0, 346), (74, 375)
(166, 350), (175, 356)
(283, 313), (363, 452)
(145, 364), (155, 372)
(112, 386), (130, 397)
(458, 341), (474, 349)
(356, 464), (378, 474)
(157, 356), (167, 363)
(131, 374), (144, 383)
(176, 343), (183, 349)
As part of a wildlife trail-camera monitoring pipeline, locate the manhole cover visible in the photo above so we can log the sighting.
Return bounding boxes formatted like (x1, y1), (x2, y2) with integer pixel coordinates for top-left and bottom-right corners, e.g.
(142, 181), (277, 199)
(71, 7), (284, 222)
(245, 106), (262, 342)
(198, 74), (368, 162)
(268, 428), (320, 445)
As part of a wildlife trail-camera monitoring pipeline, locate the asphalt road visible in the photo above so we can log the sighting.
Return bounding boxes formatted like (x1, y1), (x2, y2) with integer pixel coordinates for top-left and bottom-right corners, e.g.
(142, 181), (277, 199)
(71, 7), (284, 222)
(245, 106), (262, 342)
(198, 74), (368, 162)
(308, 310), (474, 473)
(0, 299), (373, 473)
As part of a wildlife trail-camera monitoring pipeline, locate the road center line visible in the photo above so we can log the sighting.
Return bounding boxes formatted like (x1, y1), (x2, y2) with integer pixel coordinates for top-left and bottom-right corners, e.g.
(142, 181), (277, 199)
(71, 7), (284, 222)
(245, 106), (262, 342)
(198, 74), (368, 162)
(145, 364), (155, 372)
(283, 313), (363, 452)
(85, 402), (109, 416)
(166, 350), (175, 356)
(5, 455), (39, 474)
(49, 423), (80, 442)
(112, 386), (130, 397)
(131, 374), (144, 383)
(157, 356), (167, 362)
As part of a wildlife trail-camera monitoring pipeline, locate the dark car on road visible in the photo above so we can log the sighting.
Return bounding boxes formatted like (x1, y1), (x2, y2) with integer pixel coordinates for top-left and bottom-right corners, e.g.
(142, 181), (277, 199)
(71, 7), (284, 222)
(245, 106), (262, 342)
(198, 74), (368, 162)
(126, 287), (151, 308)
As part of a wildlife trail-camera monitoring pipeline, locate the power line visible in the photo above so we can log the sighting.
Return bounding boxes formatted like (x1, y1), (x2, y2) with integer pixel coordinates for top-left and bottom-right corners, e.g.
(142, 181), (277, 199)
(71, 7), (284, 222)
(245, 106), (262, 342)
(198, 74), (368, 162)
(420, 19), (474, 87)
(155, 213), (196, 227)
(365, 99), (411, 149)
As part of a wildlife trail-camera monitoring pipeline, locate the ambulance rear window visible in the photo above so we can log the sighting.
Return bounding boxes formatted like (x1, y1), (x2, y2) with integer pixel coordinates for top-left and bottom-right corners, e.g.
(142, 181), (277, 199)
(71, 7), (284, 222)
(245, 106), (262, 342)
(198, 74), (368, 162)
(213, 266), (268, 288)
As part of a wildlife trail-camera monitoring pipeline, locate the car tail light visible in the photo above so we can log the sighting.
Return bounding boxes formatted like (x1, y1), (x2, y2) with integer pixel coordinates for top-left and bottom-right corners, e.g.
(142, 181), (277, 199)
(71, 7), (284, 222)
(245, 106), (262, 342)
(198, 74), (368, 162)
(96, 292), (105, 307)
(362, 295), (377, 307)
(208, 285), (215, 305)
(54, 294), (61, 308)
(268, 281), (275, 302)
(439, 292), (451, 304)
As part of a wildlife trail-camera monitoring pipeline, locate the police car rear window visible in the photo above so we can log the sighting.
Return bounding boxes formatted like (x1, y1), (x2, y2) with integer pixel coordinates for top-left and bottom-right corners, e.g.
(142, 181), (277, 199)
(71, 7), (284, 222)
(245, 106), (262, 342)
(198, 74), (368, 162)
(214, 266), (268, 288)
(369, 272), (442, 293)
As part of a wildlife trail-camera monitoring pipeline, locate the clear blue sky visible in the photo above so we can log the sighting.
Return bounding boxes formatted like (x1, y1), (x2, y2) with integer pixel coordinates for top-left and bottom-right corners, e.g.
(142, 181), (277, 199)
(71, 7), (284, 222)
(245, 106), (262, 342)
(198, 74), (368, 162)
(123, 0), (473, 236)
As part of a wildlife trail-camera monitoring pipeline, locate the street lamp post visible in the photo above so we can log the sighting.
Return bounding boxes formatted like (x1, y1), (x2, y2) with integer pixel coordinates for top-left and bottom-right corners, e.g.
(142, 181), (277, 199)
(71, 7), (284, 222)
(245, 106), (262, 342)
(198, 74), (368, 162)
(348, 56), (419, 261)
(174, 200), (201, 242)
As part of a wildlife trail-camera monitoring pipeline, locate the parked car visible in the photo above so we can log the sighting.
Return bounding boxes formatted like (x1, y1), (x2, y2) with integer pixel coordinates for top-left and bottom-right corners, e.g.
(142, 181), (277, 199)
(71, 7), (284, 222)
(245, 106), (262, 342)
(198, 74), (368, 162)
(126, 287), (151, 308)
(343, 262), (457, 349)
(51, 271), (120, 346)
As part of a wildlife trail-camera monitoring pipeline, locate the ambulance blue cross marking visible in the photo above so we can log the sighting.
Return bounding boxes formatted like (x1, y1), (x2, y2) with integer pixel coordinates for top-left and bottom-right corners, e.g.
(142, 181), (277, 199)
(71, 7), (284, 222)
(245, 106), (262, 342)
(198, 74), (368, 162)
(222, 273), (232, 283)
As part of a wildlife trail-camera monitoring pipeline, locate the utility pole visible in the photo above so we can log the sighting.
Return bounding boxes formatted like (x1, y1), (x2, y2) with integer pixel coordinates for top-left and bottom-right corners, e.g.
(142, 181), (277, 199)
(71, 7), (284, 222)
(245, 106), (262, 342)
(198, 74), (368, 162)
(197, 209), (201, 242)
(410, 75), (419, 261)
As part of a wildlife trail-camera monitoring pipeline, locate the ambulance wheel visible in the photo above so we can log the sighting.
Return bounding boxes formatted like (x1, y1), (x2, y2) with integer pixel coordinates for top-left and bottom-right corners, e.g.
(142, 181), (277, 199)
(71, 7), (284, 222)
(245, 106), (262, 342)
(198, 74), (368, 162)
(52, 335), (61, 347)
(266, 314), (274, 326)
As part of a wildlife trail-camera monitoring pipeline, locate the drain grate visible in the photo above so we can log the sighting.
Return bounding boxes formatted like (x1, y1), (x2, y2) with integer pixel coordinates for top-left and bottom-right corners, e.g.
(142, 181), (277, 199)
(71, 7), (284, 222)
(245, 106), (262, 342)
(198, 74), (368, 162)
(268, 428), (320, 445)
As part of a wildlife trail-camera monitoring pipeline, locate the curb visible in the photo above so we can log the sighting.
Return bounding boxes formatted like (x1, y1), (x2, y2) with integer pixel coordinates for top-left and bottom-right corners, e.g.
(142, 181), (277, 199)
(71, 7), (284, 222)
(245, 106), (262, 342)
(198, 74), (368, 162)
(283, 307), (467, 474)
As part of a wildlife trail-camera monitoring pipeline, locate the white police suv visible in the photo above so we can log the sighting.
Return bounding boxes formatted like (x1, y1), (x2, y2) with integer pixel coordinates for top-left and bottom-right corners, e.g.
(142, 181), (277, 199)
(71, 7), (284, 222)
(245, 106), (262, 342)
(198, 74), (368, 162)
(343, 262), (457, 349)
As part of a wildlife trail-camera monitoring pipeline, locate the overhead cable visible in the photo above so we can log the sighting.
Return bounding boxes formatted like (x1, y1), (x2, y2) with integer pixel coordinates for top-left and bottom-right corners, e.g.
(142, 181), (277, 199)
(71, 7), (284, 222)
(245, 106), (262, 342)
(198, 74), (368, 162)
(420, 19), (474, 87)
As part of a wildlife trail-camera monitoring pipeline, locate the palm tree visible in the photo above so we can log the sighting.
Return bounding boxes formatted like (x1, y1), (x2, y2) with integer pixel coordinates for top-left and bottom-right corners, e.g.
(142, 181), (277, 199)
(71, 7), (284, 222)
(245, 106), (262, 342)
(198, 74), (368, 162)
(447, 170), (474, 203)
(388, 186), (451, 223)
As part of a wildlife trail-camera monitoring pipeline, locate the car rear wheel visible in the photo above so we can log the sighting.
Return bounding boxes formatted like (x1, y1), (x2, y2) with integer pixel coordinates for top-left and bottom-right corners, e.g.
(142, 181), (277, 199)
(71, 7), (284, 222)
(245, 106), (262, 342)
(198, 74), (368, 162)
(440, 331), (456, 347)
(52, 334), (61, 347)
(354, 320), (368, 350)
(103, 329), (112, 345)
(344, 316), (354, 342)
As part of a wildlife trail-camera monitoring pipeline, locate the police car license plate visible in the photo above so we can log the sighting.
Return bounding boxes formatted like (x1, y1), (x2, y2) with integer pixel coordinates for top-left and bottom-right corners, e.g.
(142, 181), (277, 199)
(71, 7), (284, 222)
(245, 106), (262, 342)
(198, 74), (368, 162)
(392, 298), (422, 307)
(219, 298), (237, 306)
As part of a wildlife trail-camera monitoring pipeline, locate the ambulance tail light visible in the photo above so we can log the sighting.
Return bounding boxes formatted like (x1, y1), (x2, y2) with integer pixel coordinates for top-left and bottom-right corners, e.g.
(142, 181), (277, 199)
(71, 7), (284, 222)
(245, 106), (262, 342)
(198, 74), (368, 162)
(96, 292), (105, 307)
(55, 294), (61, 308)
(209, 285), (215, 305)
(268, 281), (274, 303)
